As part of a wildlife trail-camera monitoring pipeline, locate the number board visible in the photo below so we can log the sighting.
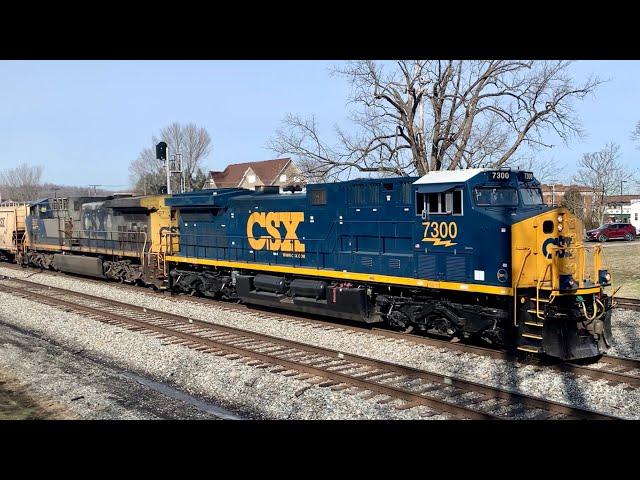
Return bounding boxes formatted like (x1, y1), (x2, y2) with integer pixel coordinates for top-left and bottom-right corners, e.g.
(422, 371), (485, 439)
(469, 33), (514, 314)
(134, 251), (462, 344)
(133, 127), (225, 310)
(487, 171), (511, 181)
(517, 171), (535, 182)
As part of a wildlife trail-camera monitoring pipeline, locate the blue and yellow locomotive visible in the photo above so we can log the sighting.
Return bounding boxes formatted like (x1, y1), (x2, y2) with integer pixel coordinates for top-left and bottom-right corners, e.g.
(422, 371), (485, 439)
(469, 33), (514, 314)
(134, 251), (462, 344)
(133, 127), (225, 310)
(164, 168), (613, 361)
(6, 168), (611, 361)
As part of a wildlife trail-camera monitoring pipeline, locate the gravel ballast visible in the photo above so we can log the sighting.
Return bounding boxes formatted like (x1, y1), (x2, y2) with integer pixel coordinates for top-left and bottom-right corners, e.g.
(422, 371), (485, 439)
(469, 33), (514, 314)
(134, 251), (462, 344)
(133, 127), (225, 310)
(0, 286), (448, 420)
(0, 319), (243, 419)
(0, 265), (638, 419)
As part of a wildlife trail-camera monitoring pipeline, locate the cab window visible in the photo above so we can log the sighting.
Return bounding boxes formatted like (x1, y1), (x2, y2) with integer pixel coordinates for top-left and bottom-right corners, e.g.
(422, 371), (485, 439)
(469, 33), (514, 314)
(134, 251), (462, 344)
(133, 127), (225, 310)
(310, 189), (326, 206)
(474, 187), (518, 206)
(521, 187), (543, 205)
(416, 189), (463, 215)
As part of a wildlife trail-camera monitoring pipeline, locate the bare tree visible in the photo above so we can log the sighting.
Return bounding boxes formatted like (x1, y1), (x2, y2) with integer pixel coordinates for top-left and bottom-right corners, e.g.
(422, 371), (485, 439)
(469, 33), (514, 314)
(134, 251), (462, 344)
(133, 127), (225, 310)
(632, 120), (640, 145)
(561, 187), (586, 223)
(129, 122), (212, 193)
(269, 60), (602, 181)
(631, 120), (640, 192)
(129, 145), (166, 194)
(506, 156), (564, 184)
(573, 142), (636, 228)
(0, 163), (44, 202)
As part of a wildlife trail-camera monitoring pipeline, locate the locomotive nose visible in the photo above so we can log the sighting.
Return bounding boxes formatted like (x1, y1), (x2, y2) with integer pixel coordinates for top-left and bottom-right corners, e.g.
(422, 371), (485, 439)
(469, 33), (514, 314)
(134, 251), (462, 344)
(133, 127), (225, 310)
(512, 207), (605, 292)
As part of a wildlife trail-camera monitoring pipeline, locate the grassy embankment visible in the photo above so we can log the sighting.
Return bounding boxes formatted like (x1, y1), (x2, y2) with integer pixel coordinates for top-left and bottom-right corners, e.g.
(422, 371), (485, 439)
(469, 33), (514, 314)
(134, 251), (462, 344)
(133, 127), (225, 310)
(599, 243), (640, 299)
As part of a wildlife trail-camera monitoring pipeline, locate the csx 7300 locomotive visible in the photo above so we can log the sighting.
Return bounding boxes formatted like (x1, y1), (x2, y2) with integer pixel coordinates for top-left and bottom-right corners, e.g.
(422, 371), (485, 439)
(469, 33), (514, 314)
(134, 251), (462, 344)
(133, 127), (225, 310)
(0, 168), (613, 361)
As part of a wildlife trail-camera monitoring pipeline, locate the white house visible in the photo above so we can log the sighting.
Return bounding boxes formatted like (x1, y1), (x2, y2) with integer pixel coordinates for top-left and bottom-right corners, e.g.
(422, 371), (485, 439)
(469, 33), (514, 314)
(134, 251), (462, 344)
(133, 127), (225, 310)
(629, 199), (640, 235)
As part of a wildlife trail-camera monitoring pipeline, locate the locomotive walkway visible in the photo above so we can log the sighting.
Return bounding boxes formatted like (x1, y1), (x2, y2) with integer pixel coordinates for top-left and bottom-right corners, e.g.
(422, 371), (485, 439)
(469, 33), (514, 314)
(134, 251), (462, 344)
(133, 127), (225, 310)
(0, 275), (619, 420)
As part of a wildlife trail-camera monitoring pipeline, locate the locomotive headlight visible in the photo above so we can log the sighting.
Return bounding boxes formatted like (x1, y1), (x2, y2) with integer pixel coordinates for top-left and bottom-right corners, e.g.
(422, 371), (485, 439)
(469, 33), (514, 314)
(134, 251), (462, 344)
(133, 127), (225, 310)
(557, 224), (563, 232)
(557, 214), (564, 223)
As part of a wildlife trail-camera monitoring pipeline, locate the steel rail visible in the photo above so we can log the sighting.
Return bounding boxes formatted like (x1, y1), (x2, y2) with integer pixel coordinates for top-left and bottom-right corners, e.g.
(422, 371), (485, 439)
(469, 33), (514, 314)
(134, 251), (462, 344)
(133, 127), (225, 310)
(615, 297), (640, 312)
(0, 276), (618, 420)
(2, 263), (639, 391)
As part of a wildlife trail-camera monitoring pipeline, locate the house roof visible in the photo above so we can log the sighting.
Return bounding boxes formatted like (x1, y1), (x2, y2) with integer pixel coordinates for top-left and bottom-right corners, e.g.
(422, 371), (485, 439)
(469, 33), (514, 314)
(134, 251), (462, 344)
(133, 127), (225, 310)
(209, 158), (292, 188)
(603, 194), (640, 205)
(540, 184), (596, 193)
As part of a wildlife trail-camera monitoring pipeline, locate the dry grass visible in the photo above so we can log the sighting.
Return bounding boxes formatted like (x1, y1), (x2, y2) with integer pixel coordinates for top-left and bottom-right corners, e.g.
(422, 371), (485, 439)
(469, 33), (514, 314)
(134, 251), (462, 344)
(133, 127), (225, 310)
(600, 242), (640, 299)
(0, 368), (71, 420)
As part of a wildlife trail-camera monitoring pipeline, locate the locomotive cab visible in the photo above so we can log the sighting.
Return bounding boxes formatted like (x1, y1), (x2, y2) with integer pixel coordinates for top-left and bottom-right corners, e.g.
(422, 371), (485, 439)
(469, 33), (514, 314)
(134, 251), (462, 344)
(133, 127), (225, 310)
(413, 168), (612, 360)
(467, 169), (612, 360)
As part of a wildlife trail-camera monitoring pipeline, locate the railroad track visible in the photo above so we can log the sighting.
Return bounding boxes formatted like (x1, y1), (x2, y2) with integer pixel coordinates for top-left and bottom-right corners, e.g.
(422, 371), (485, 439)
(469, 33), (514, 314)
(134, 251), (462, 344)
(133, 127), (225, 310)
(1, 262), (640, 392)
(0, 275), (618, 420)
(615, 297), (640, 312)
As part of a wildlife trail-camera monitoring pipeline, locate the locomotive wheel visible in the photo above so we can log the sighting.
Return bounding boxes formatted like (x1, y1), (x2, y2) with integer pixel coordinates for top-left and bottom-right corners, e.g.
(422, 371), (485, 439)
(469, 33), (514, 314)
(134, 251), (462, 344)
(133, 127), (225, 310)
(598, 234), (608, 242)
(388, 310), (413, 333)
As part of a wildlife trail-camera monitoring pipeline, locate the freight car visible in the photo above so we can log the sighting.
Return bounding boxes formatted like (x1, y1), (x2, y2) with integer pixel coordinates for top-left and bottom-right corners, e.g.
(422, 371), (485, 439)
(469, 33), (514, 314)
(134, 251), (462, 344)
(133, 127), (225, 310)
(0, 202), (29, 262)
(164, 168), (613, 361)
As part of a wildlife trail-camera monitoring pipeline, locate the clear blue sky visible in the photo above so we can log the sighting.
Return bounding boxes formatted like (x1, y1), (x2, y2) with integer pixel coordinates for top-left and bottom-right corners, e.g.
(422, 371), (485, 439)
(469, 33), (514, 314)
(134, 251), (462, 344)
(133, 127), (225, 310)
(0, 60), (638, 189)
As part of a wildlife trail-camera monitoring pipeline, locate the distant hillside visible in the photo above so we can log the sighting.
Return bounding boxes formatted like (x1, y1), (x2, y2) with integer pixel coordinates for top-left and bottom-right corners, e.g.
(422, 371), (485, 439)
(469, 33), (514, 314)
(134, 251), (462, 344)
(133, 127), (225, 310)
(38, 183), (116, 199)
(0, 183), (128, 203)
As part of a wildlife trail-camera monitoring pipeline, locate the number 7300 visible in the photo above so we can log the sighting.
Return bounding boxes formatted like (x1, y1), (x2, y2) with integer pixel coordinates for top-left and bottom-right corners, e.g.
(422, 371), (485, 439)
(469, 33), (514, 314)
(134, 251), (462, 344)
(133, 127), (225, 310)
(422, 221), (458, 240)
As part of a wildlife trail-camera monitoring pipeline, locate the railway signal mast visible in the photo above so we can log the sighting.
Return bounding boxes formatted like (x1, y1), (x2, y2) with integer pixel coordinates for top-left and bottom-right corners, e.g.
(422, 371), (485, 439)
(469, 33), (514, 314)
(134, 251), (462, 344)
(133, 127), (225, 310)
(156, 141), (185, 195)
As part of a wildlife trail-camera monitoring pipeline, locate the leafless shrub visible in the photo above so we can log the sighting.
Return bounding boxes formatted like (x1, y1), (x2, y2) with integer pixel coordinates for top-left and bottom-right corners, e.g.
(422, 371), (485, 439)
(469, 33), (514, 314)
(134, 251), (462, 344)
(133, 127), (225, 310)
(573, 142), (637, 227)
(130, 122), (212, 193)
(0, 163), (44, 202)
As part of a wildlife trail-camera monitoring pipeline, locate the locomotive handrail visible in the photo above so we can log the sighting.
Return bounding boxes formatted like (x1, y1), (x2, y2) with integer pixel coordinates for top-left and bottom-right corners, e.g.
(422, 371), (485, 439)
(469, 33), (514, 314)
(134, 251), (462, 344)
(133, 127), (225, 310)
(513, 246), (532, 327)
(51, 228), (148, 260)
(158, 217), (413, 271)
(546, 241), (603, 289)
(160, 214), (418, 278)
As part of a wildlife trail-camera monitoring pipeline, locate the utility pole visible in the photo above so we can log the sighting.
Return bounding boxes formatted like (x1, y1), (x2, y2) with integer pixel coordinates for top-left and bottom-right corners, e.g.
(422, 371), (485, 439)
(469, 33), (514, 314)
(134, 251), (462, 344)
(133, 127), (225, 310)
(621, 180), (627, 216)
(600, 184), (606, 226)
(166, 148), (172, 194)
(53, 187), (62, 247)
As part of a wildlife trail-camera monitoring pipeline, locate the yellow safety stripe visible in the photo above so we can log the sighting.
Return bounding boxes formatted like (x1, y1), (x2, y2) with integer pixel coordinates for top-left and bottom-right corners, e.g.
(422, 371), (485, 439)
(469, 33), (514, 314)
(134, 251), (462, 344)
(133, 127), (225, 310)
(165, 255), (514, 296)
(551, 287), (602, 296)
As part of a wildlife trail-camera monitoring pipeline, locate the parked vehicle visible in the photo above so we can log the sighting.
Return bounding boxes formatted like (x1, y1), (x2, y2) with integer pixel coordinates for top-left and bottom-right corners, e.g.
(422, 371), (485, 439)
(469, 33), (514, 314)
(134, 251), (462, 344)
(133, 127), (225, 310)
(586, 223), (637, 242)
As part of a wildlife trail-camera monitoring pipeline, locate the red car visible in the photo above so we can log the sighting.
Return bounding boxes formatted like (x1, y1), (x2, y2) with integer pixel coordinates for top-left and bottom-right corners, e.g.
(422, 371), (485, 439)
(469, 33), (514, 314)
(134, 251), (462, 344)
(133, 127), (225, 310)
(586, 223), (637, 242)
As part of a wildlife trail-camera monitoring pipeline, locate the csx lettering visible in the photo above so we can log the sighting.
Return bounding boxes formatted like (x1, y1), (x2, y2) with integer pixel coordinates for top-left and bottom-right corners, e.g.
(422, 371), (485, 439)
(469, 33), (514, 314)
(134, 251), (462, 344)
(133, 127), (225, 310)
(542, 236), (570, 259)
(422, 221), (458, 247)
(247, 212), (305, 253)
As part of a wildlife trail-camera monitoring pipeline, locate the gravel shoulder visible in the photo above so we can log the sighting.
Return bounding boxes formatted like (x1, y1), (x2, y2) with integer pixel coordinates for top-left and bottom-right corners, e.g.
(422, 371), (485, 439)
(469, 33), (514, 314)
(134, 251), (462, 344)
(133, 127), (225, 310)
(0, 319), (242, 420)
(0, 265), (639, 419)
(0, 365), (69, 420)
(0, 284), (448, 419)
